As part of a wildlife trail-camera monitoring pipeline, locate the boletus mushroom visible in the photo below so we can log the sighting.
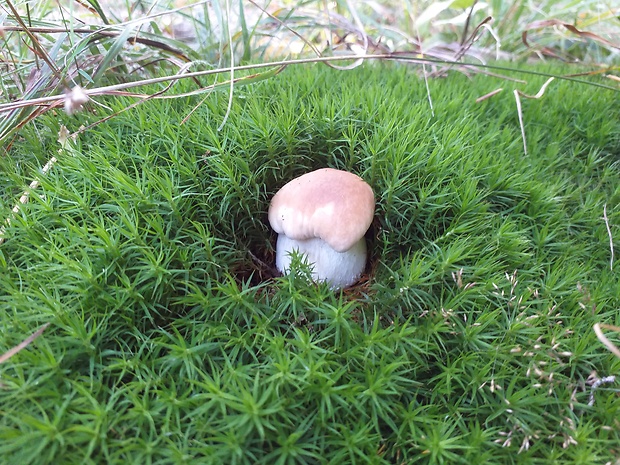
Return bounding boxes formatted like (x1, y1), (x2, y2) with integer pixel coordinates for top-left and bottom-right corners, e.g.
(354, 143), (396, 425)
(268, 168), (375, 289)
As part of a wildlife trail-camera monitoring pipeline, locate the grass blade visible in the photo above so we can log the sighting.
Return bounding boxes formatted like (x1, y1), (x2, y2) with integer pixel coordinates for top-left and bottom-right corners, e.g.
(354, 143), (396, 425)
(238, 0), (251, 63)
(91, 25), (136, 82)
(82, 0), (110, 25)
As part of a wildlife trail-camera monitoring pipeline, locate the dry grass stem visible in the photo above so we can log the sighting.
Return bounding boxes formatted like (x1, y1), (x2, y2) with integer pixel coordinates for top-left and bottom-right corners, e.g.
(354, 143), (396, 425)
(593, 323), (620, 359)
(0, 55), (394, 114)
(476, 88), (503, 102)
(603, 203), (614, 270)
(0, 155), (58, 246)
(514, 89), (527, 156)
(516, 77), (556, 99)
(0, 126), (70, 245)
(1, 56), (616, 119)
(0, 323), (50, 364)
(513, 77), (556, 157)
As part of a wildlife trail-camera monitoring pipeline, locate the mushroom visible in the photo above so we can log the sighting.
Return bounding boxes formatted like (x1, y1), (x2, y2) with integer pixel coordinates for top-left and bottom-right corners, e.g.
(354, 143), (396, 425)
(268, 168), (375, 289)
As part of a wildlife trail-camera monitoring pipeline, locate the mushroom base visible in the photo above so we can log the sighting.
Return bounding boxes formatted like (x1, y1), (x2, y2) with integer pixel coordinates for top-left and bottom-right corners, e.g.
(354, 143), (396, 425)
(275, 234), (367, 289)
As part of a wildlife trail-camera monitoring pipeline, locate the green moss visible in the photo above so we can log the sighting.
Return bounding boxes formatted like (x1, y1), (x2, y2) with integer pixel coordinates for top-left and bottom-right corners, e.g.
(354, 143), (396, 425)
(1, 63), (619, 464)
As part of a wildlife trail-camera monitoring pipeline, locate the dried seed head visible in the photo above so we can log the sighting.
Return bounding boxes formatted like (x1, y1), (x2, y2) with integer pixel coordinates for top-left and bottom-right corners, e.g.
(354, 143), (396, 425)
(64, 86), (90, 115)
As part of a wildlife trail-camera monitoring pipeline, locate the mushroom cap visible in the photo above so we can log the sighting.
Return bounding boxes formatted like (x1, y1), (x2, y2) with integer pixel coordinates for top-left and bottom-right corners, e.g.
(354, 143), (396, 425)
(268, 168), (375, 253)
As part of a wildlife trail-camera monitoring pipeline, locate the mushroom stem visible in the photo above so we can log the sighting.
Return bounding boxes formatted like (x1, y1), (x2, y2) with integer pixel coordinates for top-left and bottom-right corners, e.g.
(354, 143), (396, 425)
(276, 234), (367, 289)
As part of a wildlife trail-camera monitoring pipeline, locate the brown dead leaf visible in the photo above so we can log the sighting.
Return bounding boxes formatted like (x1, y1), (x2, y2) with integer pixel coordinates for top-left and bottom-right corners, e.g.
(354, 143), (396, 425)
(522, 19), (620, 54)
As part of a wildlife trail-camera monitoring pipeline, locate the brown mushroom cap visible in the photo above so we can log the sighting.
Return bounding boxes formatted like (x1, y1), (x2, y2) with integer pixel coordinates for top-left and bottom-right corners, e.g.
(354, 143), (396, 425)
(268, 168), (375, 253)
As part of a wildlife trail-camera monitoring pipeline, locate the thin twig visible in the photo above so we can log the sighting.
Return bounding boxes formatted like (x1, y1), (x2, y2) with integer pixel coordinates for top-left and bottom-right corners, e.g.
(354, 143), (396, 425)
(0, 54), (391, 112)
(0, 323), (50, 364)
(1, 55), (617, 114)
(180, 66), (286, 125)
(0, 126), (73, 245)
(603, 203), (614, 270)
(68, 66), (196, 136)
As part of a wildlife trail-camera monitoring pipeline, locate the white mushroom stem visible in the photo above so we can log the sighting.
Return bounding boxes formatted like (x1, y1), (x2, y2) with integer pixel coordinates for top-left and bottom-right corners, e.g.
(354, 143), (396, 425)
(276, 234), (367, 289)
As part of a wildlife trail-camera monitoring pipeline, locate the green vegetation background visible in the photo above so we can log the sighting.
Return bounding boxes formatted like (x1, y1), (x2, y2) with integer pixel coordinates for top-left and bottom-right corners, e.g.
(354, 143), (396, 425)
(1, 63), (619, 464)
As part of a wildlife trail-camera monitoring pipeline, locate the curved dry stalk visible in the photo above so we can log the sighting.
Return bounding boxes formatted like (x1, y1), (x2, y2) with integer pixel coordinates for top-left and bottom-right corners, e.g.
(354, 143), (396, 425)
(513, 77), (556, 156)
(603, 204), (614, 271)
(594, 323), (620, 358)
(0, 54), (395, 114)
(3, 54), (616, 116)
(514, 90), (527, 156)
(516, 77), (555, 99)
